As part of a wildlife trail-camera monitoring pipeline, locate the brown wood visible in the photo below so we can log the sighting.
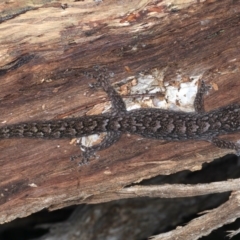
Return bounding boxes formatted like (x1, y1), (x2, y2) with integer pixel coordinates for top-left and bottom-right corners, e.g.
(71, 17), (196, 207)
(0, 0), (240, 238)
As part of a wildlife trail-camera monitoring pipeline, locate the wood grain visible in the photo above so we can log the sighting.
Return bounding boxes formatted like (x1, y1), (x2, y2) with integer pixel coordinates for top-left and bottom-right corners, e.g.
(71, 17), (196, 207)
(0, 0), (240, 225)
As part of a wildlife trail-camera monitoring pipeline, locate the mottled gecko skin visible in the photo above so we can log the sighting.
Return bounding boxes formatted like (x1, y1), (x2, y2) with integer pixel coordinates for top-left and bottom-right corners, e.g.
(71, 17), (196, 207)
(1, 105), (239, 141)
(0, 70), (239, 164)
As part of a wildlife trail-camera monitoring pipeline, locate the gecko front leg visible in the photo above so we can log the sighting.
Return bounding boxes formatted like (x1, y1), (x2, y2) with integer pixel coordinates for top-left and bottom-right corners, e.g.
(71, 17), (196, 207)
(71, 131), (122, 165)
(93, 69), (127, 114)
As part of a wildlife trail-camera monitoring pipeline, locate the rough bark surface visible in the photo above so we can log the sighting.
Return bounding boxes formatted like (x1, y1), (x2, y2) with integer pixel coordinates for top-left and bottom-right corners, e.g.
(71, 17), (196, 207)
(0, 0), (240, 239)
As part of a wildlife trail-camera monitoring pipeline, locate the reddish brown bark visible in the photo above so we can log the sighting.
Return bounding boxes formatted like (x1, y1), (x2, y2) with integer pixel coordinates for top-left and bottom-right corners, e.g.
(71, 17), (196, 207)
(0, 3), (240, 239)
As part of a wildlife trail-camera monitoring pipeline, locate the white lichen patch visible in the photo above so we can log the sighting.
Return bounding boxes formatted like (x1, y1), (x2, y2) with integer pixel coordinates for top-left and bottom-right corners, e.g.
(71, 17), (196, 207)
(164, 77), (199, 112)
(117, 71), (202, 113)
(80, 133), (106, 148)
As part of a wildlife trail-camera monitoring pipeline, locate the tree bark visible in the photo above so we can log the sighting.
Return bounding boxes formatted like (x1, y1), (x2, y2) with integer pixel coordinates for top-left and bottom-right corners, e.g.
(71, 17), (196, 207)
(0, 0), (240, 239)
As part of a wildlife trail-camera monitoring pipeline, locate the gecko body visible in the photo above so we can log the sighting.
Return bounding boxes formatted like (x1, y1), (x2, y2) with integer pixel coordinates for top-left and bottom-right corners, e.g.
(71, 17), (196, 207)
(0, 71), (239, 164)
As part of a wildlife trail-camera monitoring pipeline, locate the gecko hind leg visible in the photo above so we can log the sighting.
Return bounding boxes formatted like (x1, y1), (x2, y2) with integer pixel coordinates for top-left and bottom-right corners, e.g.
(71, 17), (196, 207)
(71, 131), (122, 165)
(194, 80), (211, 113)
(211, 137), (240, 156)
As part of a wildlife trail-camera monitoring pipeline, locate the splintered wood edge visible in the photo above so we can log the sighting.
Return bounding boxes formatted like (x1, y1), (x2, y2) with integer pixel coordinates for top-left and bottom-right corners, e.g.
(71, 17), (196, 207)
(0, 0), (240, 227)
(151, 191), (240, 240)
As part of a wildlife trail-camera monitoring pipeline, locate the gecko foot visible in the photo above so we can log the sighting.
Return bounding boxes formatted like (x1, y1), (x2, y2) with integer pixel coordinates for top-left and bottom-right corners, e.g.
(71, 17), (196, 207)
(70, 155), (89, 166)
(85, 66), (112, 90)
(70, 142), (100, 166)
(211, 137), (240, 156)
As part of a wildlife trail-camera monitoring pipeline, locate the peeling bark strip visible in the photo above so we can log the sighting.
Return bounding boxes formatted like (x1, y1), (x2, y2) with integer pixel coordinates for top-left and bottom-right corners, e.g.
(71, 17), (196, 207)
(0, 1), (240, 240)
(78, 179), (240, 204)
(151, 191), (240, 240)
